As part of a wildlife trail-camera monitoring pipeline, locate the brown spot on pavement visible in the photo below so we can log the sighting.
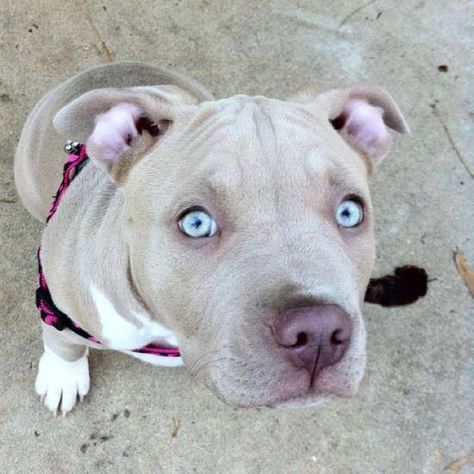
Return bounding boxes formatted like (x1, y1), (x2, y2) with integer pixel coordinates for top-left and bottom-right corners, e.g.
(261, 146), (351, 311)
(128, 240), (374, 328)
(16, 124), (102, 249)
(365, 265), (428, 306)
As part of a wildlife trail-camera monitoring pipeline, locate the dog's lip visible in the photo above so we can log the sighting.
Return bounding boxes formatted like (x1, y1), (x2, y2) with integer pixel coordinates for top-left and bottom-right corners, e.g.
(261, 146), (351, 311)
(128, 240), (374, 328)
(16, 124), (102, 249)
(261, 384), (353, 409)
(236, 362), (355, 408)
(264, 390), (340, 409)
(198, 358), (359, 408)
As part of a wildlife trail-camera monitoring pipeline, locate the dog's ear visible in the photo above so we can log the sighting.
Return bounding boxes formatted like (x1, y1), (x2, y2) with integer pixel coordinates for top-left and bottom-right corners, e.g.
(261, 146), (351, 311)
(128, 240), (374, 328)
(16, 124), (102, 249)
(290, 85), (409, 172)
(53, 86), (197, 183)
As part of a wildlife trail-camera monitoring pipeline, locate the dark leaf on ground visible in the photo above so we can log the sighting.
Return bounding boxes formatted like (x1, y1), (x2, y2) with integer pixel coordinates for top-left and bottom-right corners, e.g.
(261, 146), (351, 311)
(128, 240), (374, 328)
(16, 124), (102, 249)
(365, 265), (428, 306)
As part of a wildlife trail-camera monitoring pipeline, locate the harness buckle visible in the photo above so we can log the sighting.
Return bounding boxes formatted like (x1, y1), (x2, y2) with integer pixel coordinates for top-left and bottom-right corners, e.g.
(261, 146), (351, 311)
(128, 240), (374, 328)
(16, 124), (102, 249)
(64, 139), (81, 154)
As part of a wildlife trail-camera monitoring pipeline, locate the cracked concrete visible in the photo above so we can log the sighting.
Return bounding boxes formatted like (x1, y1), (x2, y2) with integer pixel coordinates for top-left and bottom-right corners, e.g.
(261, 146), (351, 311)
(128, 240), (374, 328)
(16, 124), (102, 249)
(0, 1), (473, 472)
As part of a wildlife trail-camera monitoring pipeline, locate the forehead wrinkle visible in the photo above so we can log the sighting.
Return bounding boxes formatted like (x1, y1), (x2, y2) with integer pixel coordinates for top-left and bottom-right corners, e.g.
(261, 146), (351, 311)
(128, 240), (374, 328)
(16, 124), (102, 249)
(180, 97), (272, 160)
(329, 171), (369, 197)
(276, 103), (327, 133)
(250, 100), (324, 147)
(231, 100), (316, 217)
(250, 102), (279, 152)
(178, 106), (236, 153)
(304, 150), (368, 197)
(181, 98), (320, 167)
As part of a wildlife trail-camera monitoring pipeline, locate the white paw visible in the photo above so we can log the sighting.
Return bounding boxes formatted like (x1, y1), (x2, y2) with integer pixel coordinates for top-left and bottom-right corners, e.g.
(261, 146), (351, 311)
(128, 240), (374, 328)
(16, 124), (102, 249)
(35, 347), (90, 415)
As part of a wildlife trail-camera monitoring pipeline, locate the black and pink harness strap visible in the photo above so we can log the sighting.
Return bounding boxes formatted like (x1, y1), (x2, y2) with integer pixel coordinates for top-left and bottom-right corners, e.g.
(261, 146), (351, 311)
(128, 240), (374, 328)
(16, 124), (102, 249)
(36, 145), (181, 358)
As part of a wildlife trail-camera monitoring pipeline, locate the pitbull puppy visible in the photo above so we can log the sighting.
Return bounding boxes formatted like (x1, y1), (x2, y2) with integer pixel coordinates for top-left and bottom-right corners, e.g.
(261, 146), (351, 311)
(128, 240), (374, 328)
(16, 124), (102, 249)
(15, 62), (408, 414)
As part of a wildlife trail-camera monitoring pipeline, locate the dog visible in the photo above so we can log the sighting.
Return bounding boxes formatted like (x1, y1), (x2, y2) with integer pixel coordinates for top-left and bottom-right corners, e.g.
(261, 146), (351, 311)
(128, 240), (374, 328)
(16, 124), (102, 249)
(14, 62), (409, 414)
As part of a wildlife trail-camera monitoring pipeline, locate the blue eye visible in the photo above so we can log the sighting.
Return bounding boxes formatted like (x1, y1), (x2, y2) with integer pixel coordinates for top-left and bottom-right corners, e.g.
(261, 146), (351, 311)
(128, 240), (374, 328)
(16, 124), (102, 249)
(178, 209), (217, 238)
(336, 200), (363, 228)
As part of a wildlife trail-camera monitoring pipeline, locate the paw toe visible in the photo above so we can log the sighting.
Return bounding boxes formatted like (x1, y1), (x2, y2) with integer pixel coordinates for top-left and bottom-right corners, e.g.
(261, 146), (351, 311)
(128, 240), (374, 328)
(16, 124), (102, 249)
(35, 348), (90, 414)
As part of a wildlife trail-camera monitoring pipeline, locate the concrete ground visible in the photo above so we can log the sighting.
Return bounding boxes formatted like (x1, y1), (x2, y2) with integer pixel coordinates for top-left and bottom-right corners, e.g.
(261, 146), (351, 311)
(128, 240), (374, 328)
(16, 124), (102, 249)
(0, 0), (473, 472)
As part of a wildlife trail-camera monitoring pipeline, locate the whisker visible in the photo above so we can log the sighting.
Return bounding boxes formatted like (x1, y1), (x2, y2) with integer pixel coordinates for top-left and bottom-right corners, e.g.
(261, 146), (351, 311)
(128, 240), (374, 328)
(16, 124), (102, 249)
(188, 348), (222, 373)
(192, 356), (232, 381)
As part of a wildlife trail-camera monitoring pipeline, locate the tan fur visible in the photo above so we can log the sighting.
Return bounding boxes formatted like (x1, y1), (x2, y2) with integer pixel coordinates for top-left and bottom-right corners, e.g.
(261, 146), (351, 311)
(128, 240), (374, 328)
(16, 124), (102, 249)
(15, 62), (408, 410)
(14, 62), (213, 220)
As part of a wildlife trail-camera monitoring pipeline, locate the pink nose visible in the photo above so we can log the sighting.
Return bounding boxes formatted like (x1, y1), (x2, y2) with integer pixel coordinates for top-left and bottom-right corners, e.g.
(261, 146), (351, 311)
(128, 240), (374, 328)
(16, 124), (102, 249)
(273, 305), (351, 383)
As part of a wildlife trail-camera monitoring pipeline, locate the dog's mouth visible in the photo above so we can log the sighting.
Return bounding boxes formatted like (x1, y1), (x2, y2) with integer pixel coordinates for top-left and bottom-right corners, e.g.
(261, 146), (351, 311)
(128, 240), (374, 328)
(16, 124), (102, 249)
(268, 363), (362, 408)
(190, 343), (365, 409)
(181, 306), (366, 408)
(211, 374), (357, 409)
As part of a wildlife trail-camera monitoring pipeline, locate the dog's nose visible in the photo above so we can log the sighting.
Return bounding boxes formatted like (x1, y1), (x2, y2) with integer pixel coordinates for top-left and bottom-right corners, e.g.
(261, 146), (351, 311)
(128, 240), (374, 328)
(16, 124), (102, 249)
(273, 305), (351, 382)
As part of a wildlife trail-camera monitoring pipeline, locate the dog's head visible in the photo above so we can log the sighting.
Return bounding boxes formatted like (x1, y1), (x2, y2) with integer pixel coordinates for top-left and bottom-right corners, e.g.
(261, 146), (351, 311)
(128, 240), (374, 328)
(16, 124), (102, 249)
(54, 82), (408, 407)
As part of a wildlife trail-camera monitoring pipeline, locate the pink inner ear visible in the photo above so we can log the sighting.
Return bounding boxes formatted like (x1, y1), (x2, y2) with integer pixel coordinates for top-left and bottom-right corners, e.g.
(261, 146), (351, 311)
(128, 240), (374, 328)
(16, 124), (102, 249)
(88, 103), (143, 162)
(340, 99), (391, 158)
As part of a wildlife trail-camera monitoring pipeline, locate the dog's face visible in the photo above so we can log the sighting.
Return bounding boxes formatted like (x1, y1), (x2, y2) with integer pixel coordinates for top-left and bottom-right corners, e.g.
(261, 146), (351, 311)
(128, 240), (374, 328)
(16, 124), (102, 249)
(55, 85), (408, 407)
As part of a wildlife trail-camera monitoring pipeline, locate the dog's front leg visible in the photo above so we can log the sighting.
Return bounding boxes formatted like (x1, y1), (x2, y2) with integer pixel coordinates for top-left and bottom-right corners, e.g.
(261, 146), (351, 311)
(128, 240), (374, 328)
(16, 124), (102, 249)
(35, 324), (90, 415)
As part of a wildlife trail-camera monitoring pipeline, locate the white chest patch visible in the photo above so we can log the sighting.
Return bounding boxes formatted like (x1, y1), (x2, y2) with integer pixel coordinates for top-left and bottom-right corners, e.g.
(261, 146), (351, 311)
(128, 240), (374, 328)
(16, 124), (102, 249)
(90, 283), (183, 367)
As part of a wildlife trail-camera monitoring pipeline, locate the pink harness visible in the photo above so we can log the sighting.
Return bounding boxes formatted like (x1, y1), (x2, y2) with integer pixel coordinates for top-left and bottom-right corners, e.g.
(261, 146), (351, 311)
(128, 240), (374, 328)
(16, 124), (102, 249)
(36, 144), (181, 358)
